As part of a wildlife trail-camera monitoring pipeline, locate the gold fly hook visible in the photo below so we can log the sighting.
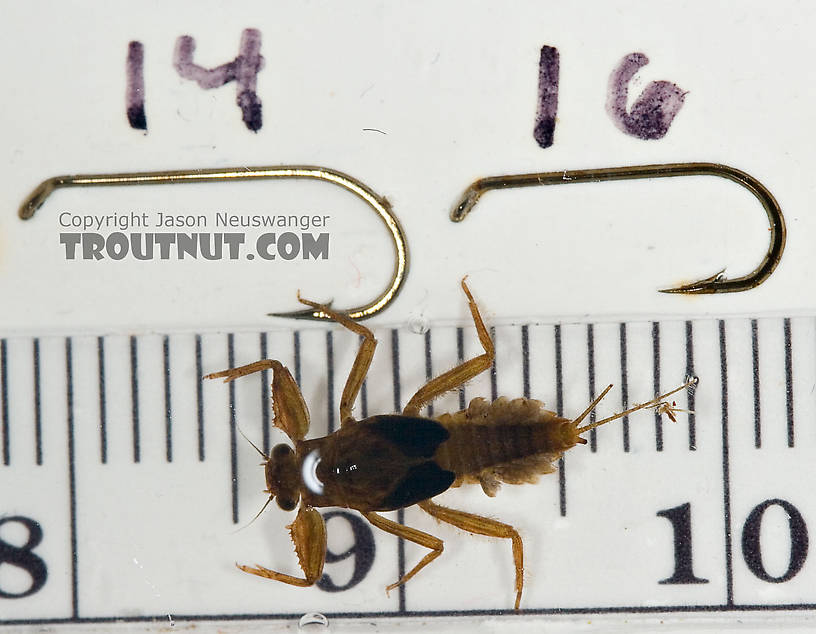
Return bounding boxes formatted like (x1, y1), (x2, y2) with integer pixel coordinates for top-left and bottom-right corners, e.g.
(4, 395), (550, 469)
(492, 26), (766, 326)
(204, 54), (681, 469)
(19, 166), (408, 320)
(450, 162), (785, 293)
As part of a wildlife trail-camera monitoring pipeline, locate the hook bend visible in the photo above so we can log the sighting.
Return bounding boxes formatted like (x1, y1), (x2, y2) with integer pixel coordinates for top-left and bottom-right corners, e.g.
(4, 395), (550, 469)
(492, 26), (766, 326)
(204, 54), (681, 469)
(450, 162), (785, 294)
(20, 166), (408, 320)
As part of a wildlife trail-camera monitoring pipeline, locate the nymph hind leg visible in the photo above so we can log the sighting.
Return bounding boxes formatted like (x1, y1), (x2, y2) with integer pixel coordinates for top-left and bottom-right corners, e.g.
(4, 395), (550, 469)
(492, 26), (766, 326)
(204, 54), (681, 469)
(362, 511), (444, 594)
(403, 279), (494, 416)
(418, 499), (524, 610)
(296, 293), (377, 426)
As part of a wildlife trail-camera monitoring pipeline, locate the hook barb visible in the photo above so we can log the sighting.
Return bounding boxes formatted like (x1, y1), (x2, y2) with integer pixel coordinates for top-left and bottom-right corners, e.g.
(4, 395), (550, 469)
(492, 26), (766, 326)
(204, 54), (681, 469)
(20, 165), (408, 320)
(450, 162), (785, 294)
(657, 268), (726, 295)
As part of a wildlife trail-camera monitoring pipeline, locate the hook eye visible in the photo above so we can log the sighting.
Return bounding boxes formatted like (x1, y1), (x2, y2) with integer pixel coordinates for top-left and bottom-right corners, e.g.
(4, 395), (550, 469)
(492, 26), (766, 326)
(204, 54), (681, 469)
(20, 165), (408, 320)
(450, 162), (785, 294)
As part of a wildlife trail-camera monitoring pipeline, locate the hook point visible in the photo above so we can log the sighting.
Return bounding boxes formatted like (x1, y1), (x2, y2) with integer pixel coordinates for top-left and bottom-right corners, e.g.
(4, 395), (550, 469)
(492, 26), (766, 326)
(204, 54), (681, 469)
(270, 298), (337, 321)
(268, 308), (327, 321)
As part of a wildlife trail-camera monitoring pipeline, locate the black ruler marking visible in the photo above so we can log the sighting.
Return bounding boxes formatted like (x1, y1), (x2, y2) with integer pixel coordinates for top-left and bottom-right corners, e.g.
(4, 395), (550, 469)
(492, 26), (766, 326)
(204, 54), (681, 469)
(719, 320), (734, 606)
(33, 338), (42, 466)
(361, 377), (369, 418)
(751, 319), (761, 449)
(489, 326), (498, 402)
(391, 328), (406, 613)
(130, 336), (140, 463)
(163, 335), (173, 463)
(554, 324), (566, 517)
(360, 335), (369, 419)
(293, 331), (302, 386)
(456, 327), (465, 411)
(586, 323), (597, 453)
(260, 333), (270, 455)
(1, 338), (8, 466)
(619, 323), (630, 453)
(195, 334), (205, 462)
(326, 331), (335, 434)
(652, 322), (663, 452)
(66, 337), (79, 619)
(685, 321), (697, 451)
(12, 602), (816, 627)
(97, 337), (107, 464)
(784, 318), (794, 448)
(521, 325), (530, 399)
(228, 334), (238, 524)
(424, 329), (433, 417)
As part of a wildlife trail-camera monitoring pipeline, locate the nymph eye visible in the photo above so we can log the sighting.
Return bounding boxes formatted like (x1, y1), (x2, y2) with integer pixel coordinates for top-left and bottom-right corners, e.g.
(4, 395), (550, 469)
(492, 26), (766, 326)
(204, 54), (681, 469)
(277, 497), (297, 511)
(271, 444), (293, 460)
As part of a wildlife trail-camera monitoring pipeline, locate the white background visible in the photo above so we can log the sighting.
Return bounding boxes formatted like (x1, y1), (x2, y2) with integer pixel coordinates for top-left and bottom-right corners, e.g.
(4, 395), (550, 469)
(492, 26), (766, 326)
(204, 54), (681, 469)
(1, 1), (815, 632)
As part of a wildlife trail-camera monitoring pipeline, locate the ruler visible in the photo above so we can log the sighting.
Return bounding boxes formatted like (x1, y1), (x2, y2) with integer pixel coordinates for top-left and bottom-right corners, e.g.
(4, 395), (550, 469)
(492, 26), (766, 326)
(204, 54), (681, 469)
(0, 315), (814, 627)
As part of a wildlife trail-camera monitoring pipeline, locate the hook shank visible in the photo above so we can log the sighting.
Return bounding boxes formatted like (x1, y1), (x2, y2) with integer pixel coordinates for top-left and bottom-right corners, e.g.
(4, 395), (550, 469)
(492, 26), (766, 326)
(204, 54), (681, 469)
(450, 162), (785, 294)
(20, 166), (408, 320)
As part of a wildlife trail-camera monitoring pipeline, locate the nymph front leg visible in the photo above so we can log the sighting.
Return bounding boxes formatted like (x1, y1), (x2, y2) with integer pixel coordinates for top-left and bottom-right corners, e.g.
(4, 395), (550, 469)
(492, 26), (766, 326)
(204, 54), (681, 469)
(239, 505), (326, 587)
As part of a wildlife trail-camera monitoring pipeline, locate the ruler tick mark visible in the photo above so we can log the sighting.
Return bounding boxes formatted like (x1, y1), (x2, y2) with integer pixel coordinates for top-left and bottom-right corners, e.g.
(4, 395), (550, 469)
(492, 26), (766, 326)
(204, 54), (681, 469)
(391, 328), (406, 613)
(619, 323), (630, 453)
(260, 333), (270, 455)
(424, 329), (433, 417)
(685, 321), (697, 451)
(326, 331), (335, 434)
(653, 322), (663, 452)
(784, 318), (794, 448)
(456, 327), (465, 411)
(130, 336), (140, 463)
(195, 334), (205, 461)
(228, 333), (238, 524)
(66, 337), (79, 619)
(33, 338), (42, 465)
(98, 337), (107, 464)
(163, 335), (173, 463)
(489, 326), (498, 402)
(293, 331), (302, 386)
(719, 320), (734, 606)
(1, 338), (8, 466)
(751, 319), (761, 449)
(357, 334), (370, 419)
(586, 324), (597, 452)
(521, 325), (530, 399)
(361, 377), (369, 418)
(554, 324), (566, 517)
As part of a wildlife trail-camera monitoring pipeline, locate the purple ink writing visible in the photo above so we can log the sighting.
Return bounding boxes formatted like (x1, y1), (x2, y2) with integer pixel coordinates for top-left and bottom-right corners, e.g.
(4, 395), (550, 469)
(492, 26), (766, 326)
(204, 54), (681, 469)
(126, 41), (147, 131)
(533, 45), (559, 149)
(174, 28), (264, 132)
(606, 52), (686, 140)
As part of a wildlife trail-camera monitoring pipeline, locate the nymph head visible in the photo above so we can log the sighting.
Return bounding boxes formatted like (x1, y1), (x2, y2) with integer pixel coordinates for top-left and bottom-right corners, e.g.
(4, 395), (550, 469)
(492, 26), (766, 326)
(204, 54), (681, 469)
(264, 443), (301, 511)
